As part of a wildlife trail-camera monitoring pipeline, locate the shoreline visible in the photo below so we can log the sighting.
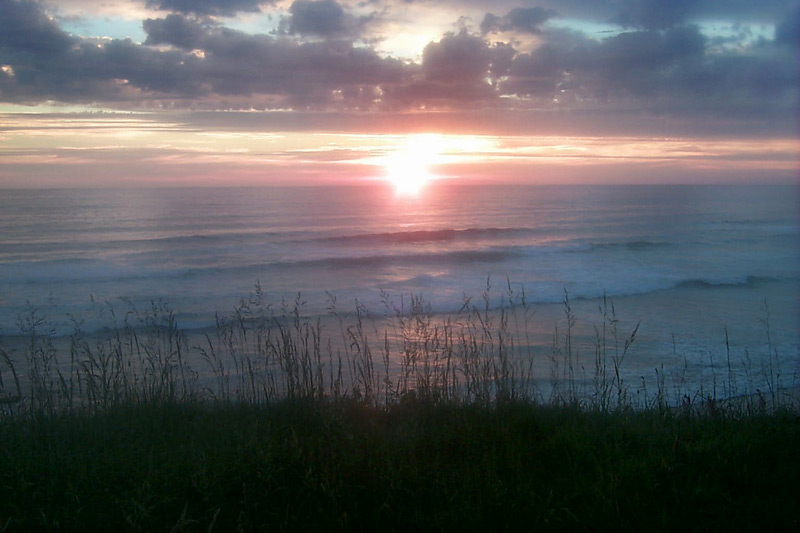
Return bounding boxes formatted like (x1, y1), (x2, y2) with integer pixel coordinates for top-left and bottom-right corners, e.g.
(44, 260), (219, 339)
(1, 278), (797, 412)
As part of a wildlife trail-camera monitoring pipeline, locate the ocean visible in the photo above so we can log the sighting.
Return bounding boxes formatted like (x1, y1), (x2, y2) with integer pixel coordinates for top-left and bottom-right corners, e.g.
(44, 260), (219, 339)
(1, 184), (798, 399)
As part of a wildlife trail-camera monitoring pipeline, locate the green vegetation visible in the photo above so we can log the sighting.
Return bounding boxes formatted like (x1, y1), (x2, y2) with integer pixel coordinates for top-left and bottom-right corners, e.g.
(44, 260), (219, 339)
(1, 399), (799, 531)
(1, 283), (794, 416)
(0, 286), (797, 530)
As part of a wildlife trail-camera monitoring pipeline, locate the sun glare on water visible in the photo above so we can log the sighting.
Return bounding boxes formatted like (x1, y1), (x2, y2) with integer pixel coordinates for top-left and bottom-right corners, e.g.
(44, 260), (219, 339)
(384, 134), (443, 196)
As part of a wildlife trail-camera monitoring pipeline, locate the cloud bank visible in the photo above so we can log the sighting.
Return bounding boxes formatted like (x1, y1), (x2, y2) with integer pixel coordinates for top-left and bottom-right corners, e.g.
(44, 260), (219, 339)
(0, 0), (796, 136)
(145, 0), (269, 17)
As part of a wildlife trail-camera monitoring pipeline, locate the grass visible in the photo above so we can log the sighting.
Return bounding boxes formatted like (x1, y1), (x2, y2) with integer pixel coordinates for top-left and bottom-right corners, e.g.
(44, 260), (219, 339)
(1, 281), (794, 416)
(1, 399), (798, 531)
(0, 283), (797, 530)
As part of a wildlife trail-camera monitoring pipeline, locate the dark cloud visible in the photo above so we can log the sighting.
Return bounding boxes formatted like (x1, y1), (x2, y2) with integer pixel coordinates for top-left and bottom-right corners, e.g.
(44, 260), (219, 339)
(0, 34), (199, 104)
(589, 27), (708, 99)
(145, 0), (267, 17)
(597, 26), (706, 71)
(668, 51), (797, 106)
(500, 28), (594, 99)
(143, 14), (208, 49)
(689, 0), (798, 23)
(195, 35), (410, 105)
(422, 31), (493, 83)
(0, 1), (409, 108)
(610, 0), (700, 30)
(501, 45), (564, 98)
(0, 0), (80, 101)
(501, 22), (797, 125)
(505, 25), (710, 100)
(492, 0), (794, 28)
(0, 0), (74, 56)
(287, 0), (349, 37)
(380, 32), (513, 108)
(141, 17), (410, 106)
(775, 6), (800, 48)
(0, 0), (796, 135)
(480, 7), (558, 34)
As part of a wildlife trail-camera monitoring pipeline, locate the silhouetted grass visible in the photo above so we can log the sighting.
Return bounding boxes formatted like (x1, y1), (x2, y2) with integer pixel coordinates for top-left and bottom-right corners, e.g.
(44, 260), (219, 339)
(0, 282), (798, 529)
(1, 398), (798, 531)
(2, 281), (795, 417)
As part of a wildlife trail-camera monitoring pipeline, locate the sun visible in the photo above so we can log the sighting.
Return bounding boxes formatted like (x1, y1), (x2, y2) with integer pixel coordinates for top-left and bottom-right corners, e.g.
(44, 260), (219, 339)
(384, 134), (443, 195)
(385, 153), (433, 195)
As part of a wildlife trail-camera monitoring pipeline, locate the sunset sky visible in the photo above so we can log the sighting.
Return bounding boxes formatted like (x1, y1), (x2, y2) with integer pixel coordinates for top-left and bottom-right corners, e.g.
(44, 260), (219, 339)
(0, 0), (797, 187)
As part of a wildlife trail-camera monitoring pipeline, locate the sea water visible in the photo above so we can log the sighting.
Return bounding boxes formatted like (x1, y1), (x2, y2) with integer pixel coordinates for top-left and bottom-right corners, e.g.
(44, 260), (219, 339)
(1, 184), (798, 395)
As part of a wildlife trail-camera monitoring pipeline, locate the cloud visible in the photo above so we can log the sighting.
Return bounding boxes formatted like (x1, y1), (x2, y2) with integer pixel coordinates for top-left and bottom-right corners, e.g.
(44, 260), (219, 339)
(195, 27), (410, 98)
(469, 0), (794, 28)
(506, 24), (710, 99)
(422, 31), (493, 83)
(0, 0), (75, 55)
(0, 0), (796, 137)
(689, 0), (797, 23)
(0, 1), (410, 108)
(287, 0), (349, 37)
(610, 0), (699, 30)
(143, 14), (208, 49)
(775, 6), (800, 48)
(378, 32), (515, 109)
(145, 0), (268, 17)
(597, 25), (706, 71)
(501, 22), (798, 125)
(141, 14), (411, 107)
(480, 7), (558, 34)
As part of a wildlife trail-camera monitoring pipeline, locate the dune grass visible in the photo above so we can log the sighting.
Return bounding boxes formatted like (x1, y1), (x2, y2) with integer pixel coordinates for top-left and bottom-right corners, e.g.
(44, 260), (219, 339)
(1, 282), (795, 417)
(0, 284), (797, 530)
(1, 398), (799, 531)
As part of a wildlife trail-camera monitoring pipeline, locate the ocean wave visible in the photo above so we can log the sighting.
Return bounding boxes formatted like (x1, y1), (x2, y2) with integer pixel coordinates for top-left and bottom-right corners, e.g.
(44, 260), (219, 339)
(674, 276), (783, 290)
(0, 231), (275, 254)
(1, 269), (796, 337)
(0, 247), (524, 285)
(316, 227), (533, 245)
(0, 258), (148, 285)
(249, 248), (522, 272)
(124, 230), (287, 247)
(585, 240), (671, 252)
